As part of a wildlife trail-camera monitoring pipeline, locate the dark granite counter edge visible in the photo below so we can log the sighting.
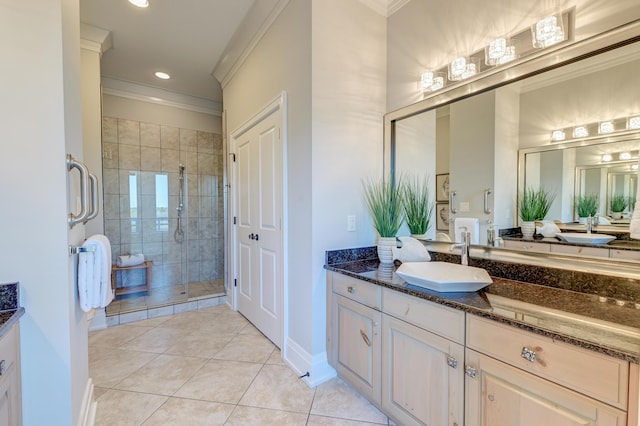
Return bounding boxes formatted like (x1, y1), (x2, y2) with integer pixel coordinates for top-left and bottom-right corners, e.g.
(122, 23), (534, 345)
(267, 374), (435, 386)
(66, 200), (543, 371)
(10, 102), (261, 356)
(0, 308), (24, 340)
(325, 263), (640, 364)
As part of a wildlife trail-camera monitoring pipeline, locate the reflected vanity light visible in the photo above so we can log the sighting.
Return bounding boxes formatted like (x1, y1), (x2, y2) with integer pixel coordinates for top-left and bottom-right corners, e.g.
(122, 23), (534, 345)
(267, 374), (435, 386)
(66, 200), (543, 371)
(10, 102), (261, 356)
(620, 152), (632, 160)
(629, 116), (640, 130)
(421, 71), (444, 93)
(485, 38), (517, 66)
(551, 130), (566, 141)
(632, 164), (639, 171)
(532, 14), (565, 48)
(598, 121), (615, 134)
(573, 126), (589, 138)
(602, 154), (613, 162)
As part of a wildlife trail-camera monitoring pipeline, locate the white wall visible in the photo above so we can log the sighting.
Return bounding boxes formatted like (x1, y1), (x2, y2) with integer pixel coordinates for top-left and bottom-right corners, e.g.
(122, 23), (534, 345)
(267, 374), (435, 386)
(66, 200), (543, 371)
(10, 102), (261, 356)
(0, 0), (87, 424)
(102, 94), (221, 134)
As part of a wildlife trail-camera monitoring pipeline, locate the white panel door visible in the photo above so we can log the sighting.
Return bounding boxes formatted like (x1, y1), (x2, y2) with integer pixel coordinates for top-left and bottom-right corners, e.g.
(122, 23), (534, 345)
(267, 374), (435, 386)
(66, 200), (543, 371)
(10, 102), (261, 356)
(235, 104), (283, 347)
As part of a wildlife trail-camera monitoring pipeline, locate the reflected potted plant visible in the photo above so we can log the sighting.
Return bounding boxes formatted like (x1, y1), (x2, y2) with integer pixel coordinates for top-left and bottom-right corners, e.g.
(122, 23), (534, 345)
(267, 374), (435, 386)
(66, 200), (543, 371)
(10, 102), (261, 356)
(363, 177), (404, 265)
(610, 194), (627, 219)
(575, 194), (598, 223)
(519, 186), (556, 238)
(401, 175), (434, 239)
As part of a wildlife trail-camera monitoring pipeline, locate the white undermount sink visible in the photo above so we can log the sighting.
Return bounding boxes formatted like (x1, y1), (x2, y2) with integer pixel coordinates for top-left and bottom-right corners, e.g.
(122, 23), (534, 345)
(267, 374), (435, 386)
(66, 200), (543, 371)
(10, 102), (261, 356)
(555, 232), (616, 245)
(396, 261), (493, 293)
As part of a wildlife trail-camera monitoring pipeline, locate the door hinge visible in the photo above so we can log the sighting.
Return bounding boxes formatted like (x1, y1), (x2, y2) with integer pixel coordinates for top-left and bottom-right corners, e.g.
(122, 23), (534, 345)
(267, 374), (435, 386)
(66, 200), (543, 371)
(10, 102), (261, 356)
(465, 365), (477, 379)
(233, 216), (237, 225)
(234, 278), (237, 287)
(230, 153), (236, 162)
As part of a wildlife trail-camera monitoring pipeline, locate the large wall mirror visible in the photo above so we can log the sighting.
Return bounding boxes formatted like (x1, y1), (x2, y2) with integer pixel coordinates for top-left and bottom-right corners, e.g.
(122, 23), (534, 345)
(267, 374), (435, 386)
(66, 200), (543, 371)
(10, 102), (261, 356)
(385, 23), (640, 253)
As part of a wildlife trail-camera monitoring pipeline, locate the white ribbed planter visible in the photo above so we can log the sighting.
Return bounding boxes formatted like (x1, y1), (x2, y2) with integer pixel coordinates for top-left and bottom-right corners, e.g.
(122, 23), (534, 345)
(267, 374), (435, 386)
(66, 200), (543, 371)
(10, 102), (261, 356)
(377, 237), (396, 265)
(521, 221), (535, 239)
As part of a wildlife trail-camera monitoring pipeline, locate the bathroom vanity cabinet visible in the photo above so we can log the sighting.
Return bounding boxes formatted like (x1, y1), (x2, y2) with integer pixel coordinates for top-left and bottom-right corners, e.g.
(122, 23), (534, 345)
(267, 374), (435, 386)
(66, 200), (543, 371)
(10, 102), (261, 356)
(0, 322), (21, 426)
(326, 269), (639, 426)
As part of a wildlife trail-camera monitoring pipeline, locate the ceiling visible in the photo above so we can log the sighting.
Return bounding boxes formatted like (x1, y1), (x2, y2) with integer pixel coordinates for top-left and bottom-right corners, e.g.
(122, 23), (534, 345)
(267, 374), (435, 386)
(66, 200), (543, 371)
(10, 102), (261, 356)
(79, 0), (256, 106)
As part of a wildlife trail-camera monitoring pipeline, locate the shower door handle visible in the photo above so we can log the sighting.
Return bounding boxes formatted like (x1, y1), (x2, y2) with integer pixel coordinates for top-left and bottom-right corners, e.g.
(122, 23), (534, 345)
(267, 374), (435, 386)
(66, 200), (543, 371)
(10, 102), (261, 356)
(66, 154), (90, 228)
(84, 172), (99, 223)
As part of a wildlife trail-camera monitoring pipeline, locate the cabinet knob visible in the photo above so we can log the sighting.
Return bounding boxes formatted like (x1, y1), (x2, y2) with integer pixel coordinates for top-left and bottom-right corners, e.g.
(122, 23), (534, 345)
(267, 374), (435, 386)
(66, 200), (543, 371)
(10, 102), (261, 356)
(465, 365), (477, 378)
(488, 394), (495, 402)
(347, 286), (354, 294)
(0, 359), (5, 376)
(521, 346), (536, 362)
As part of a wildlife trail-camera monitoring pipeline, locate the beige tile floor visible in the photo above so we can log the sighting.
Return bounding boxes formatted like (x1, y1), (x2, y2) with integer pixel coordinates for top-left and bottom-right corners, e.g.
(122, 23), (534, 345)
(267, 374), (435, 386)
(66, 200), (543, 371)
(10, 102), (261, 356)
(90, 304), (391, 425)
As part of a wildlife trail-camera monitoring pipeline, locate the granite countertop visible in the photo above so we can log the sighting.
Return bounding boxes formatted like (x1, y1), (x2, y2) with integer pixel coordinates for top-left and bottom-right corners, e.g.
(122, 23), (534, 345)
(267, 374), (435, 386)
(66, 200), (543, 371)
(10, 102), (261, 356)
(325, 257), (640, 364)
(0, 282), (23, 339)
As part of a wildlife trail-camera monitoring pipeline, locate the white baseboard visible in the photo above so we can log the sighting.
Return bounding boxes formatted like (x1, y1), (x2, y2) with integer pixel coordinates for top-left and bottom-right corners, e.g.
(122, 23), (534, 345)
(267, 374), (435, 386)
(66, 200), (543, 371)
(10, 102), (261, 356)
(77, 378), (97, 426)
(284, 337), (336, 387)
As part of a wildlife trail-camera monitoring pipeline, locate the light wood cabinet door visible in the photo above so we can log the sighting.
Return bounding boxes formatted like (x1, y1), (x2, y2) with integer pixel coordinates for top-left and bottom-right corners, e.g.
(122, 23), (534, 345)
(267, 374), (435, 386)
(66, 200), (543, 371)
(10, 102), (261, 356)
(332, 294), (381, 404)
(465, 349), (626, 426)
(382, 314), (464, 426)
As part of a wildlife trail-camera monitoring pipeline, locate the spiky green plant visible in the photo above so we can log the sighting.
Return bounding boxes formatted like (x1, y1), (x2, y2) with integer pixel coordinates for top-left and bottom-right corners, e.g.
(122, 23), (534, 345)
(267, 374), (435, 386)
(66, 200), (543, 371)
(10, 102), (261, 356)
(610, 194), (628, 213)
(575, 194), (598, 218)
(402, 175), (434, 235)
(519, 186), (557, 221)
(363, 177), (404, 237)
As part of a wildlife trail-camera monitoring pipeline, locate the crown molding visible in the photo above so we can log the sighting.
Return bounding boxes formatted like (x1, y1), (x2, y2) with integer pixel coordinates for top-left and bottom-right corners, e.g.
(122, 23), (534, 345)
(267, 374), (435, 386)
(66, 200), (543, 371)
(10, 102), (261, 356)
(358, 0), (410, 17)
(80, 23), (112, 55)
(101, 77), (223, 116)
(213, 0), (291, 89)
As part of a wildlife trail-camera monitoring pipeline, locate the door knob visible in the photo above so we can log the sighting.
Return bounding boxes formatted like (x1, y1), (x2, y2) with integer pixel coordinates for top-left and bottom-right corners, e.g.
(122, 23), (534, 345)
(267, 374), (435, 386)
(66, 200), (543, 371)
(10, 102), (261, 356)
(255, 233), (259, 241)
(249, 233), (254, 240)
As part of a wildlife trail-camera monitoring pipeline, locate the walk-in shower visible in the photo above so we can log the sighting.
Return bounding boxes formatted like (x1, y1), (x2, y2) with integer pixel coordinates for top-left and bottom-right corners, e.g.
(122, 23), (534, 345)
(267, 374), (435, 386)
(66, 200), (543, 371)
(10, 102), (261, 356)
(101, 117), (225, 315)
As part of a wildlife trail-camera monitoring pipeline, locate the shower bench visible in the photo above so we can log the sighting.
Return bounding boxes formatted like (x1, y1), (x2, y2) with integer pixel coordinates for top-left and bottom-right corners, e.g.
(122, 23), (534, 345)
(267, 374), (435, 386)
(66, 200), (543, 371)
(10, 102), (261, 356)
(111, 260), (153, 296)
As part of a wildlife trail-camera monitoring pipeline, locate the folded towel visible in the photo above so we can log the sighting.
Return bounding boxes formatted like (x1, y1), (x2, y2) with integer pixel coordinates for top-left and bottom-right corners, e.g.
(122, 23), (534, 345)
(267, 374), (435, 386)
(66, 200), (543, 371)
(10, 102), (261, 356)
(392, 236), (431, 263)
(78, 234), (113, 312)
(116, 253), (145, 267)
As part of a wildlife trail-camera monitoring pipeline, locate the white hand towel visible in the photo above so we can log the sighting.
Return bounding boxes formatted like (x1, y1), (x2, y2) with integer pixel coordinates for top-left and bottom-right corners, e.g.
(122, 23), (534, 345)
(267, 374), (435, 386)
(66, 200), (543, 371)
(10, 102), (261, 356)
(116, 253), (145, 267)
(78, 234), (113, 312)
(392, 236), (431, 262)
(632, 158), (640, 239)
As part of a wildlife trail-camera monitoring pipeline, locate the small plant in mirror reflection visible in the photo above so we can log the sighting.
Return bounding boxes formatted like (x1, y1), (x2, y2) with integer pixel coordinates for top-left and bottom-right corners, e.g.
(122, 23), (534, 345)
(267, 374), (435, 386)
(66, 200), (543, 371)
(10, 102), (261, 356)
(575, 194), (598, 218)
(519, 186), (557, 221)
(363, 177), (404, 238)
(610, 194), (628, 213)
(401, 175), (435, 236)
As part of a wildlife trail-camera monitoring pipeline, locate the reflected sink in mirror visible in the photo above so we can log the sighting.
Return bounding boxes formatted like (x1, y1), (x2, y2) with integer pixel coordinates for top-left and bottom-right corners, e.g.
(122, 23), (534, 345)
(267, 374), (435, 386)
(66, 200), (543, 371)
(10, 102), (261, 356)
(396, 261), (493, 292)
(556, 233), (617, 245)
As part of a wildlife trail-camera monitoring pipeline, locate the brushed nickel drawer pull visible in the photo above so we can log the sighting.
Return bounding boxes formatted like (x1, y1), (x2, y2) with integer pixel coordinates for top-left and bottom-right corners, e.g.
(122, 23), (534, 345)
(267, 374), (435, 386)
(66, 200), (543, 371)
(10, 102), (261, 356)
(521, 346), (536, 362)
(360, 329), (371, 347)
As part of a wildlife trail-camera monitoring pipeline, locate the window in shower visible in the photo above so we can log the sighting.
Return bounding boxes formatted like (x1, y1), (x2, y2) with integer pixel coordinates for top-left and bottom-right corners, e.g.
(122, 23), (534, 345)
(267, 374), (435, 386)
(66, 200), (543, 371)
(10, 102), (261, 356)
(155, 173), (169, 232)
(129, 172), (139, 233)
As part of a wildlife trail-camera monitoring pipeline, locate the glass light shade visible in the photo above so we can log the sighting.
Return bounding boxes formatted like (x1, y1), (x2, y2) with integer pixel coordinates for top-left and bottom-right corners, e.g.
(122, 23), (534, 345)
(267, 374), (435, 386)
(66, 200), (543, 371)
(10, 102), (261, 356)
(629, 116), (640, 129)
(551, 130), (566, 141)
(598, 121), (614, 134)
(448, 57), (479, 81)
(532, 15), (565, 49)
(155, 71), (171, 80)
(620, 152), (632, 160)
(420, 71), (444, 93)
(128, 0), (149, 7)
(573, 126), (589, 138)
(602, 154), (613, 162)
(485, 38), (517, 66)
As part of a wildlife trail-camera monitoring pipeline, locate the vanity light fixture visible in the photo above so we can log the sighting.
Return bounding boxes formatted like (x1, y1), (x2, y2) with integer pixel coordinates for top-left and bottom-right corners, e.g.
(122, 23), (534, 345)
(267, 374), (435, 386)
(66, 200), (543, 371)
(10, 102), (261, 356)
(602, 154), (613, 162)
(620, 152), (632, 160)
(154, 71), (171, 80)
(573, 126), (589, 138)
(485, 38), (517, 66)
(421, 71), (444, 93)
(448, 57), (479, 81)
(551, 130), (566, 141)
(632, 164), (639, 171)
(532, 14), (565, 49)
(598, 121), (615, 134)
(629, 116), (640, 130)
(128, 0), (149, 7)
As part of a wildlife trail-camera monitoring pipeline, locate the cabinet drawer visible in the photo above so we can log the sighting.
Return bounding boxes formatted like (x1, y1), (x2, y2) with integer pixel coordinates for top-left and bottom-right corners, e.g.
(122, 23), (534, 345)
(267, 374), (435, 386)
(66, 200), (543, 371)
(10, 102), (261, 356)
(503, 240), (550, 253)
(382, 288), (465, 344)
(0, 325), (18, 374)
(609, 249), (640, 261)
(467, 315), (629, 409)
(332, 273), (381, 310)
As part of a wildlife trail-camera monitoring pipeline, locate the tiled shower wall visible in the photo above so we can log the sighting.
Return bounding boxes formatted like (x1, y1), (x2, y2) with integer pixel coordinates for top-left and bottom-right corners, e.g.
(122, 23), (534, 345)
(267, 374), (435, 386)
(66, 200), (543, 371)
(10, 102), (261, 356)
(102, 117), (224, 290)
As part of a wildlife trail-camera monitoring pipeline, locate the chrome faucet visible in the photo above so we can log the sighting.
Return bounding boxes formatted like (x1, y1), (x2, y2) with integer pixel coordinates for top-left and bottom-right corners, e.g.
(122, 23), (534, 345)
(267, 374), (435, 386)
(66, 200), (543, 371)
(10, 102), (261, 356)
(451, 230), (470, 266)
(586, 216), (593, 234)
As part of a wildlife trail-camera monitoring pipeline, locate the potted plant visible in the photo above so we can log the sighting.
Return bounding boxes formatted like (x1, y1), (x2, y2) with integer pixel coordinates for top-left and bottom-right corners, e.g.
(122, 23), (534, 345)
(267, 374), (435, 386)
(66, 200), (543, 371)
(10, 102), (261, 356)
(519, 186), (556, 238)
(401, 175), (434, 239)
(363, 177), (404, 265)
(574, 194), (598, 223)
(610, 194), (627, 219)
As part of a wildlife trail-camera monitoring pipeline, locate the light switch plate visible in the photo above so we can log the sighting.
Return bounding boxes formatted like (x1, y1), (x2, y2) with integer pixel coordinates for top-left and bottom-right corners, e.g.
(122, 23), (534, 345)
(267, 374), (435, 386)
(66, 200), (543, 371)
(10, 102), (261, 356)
(460, 202), (470, 212)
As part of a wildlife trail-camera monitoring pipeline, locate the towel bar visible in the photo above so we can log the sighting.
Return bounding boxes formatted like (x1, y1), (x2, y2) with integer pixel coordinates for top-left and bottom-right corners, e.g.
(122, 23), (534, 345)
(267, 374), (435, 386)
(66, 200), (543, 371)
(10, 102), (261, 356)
(69, 245), (97, 255)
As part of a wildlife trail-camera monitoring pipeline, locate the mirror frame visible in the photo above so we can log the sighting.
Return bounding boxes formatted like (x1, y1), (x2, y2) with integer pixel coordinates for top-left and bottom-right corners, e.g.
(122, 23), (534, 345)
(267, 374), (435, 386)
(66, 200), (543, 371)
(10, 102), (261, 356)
(383, 22), (640, 177)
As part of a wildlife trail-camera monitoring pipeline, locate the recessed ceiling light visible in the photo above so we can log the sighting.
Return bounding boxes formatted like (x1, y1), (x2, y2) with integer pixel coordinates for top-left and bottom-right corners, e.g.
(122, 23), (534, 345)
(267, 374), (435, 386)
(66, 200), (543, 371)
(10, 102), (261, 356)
(154, 71), (170, 80)
(128, 0), (149, 7)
